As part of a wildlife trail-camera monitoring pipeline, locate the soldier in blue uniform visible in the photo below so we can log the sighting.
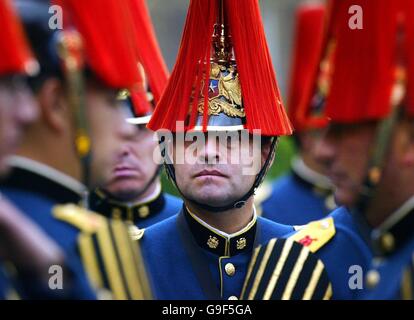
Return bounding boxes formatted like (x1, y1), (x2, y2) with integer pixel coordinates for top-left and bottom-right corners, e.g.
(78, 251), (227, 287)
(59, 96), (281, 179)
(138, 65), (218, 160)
(0, 0), (151, 299)
(258, 3), (337, 225)
(0, 0), (88, 299)
(297, 0), (413, 299)
(138, 0), (355, 300)
(88, 2), (181, 228)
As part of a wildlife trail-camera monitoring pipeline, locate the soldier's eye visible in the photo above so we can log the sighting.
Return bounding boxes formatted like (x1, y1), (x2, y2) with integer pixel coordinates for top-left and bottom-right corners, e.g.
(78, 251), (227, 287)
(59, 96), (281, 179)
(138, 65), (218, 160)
(0, 75), (27, 93)
(224, 133), (242, 149)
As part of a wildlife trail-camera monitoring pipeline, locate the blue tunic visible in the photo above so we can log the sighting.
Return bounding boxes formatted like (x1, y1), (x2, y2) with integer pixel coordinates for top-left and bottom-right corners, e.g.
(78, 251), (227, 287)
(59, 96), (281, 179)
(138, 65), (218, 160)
(141, 205), (373, 300)
(141, 208), (294, 300)
(0, 165), (96, 299)
(360, 238), (414, 299)
(353, 200), (414, 300)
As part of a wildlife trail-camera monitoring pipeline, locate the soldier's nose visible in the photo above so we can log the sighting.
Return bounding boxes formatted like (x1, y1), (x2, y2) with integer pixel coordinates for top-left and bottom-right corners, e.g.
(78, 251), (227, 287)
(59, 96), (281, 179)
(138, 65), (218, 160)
(201, 136), (220, 165)
(314, 131), (336, 169)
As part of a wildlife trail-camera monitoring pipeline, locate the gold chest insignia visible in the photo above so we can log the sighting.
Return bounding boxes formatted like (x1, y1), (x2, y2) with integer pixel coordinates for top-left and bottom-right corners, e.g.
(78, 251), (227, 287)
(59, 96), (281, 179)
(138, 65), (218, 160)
(236, 237), (247, 250)
(207, 235), (219, 249)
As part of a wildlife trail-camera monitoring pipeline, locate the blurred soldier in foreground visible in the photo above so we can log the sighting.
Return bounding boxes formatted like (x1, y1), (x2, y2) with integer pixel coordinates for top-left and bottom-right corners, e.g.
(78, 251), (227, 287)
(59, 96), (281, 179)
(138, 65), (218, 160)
(0, 0), (151, 299)
(139, 0), (369, 300)
(88, 0), (181, 228)
(302, 0), (413, 299)
(0, 0), (69, 299)
(258, 2), (337, 225)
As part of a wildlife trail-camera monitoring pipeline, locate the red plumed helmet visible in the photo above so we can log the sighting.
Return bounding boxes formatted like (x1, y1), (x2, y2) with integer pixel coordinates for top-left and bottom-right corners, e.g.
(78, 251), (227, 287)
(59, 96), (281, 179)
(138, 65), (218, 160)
(298, 0), (408, 126)
(403, 0), (414, 117)
(287, 2), (326, 132)
(147, 0), (292, 136)
(324, 0), (400, 123)
(59, 0), (142, 90)
(126, 0), (169, 123)
(0, 0), (38, 76)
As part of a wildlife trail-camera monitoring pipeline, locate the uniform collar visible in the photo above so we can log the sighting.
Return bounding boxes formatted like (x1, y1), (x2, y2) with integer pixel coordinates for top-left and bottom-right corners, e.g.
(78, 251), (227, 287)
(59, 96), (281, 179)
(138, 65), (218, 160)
(371, 195), (414, 256)
(1, 156), (85, 204)
(291, 157), (333, 194)
(88, 183), (166, 224)
(291, 157), (336, 211)
(183, 205), (257, 257)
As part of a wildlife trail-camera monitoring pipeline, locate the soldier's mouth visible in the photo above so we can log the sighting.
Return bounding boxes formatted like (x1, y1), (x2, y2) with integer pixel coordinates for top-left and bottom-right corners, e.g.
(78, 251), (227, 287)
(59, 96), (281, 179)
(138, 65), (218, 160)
(194, 169), (227, 178)
(112, 165), (140, 178)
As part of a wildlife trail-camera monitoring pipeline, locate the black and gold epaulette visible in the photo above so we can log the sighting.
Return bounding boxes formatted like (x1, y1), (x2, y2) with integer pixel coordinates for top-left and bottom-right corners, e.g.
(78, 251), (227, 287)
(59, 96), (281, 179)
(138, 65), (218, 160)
(240, 238), (332, 300)
(53, 204), (151, 300)
(53, 204), (104, 233)
(289, 217), (336, 253)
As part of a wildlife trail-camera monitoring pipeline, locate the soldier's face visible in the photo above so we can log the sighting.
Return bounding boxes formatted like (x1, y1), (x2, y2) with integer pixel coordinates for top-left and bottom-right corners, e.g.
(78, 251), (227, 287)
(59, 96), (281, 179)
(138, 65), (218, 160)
(314, 122), (377, 206)
(85, 81), (136, 188)
(0, 76), (38, 176)
(104, 125), (159, 201)
(298, 129), (330, 176)
(172, 133), (271, 208)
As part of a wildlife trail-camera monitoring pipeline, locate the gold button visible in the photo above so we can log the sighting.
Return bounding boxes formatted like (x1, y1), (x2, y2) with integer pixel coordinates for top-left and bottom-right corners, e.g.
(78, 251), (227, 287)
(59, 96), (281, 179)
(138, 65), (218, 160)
(112, 208), (122, 219)
(138, 205), (150, 218)
(225, 263), (236, 276)
(369, 167), (382, 185)
(228, 296), (238, 300)
(380, 233), (395, 253)
(366, 270), (380, 289)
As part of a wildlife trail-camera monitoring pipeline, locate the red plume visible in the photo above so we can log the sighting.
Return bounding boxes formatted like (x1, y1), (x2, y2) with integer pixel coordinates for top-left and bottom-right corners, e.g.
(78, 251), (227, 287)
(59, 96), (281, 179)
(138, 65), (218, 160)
(147, 0), (218, 132)
(148, 0), (292, 136)
(0, 0), (37, 76)
(404, 0), (414, 116)
(129, 87), (152, 116)
(60, 0), (142, 89)
(325, 0), (399, 123)
(299, 0), (400, 126)
(287, 3), (325, 132)
(225, 0), (292, 136)
(128, 0), (169, 104)
(295, 0), (343, 130)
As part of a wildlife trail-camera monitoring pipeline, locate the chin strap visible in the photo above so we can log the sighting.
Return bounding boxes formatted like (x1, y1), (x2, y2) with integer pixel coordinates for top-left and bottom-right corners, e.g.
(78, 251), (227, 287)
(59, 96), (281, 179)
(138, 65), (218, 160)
(56, 31), (92, 191)
(161, 136), (278, 212)
(134, 164), (162, 199)
(350, 106), (402, 254)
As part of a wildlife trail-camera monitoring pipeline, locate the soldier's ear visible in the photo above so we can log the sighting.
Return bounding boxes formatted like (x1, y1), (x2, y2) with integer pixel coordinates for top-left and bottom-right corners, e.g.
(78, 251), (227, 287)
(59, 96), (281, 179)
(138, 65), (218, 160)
(260, 137), (274, 167)
(36, 78), (70, 133)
